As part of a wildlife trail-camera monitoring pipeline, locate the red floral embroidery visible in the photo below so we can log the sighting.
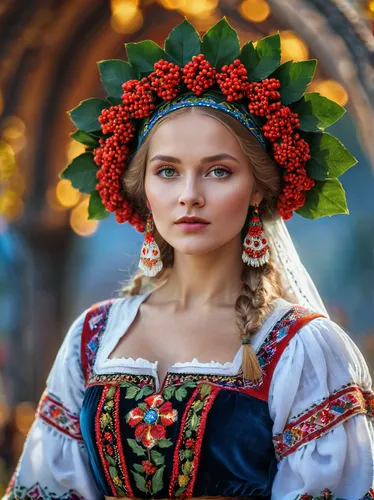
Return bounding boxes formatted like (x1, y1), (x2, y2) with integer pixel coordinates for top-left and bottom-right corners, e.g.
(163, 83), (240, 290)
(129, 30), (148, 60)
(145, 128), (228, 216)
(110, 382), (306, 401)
(36, 391), (82, 441)
(127, 393), (178, 449)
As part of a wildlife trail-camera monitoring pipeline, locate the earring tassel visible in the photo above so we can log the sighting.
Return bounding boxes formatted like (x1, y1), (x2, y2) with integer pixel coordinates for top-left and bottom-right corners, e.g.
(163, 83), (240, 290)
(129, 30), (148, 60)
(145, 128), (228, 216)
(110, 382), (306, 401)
(138, 213), (163, 278)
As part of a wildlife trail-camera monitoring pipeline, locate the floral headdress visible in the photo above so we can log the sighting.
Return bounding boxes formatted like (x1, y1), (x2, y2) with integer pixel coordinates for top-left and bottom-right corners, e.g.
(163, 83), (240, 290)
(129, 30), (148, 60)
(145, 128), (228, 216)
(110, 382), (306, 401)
(60, 18), (357, 232)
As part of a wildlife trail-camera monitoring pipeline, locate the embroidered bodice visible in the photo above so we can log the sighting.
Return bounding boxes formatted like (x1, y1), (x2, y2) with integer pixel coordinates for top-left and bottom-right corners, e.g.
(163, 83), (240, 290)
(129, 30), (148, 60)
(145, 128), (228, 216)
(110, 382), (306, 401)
(4, 292), (374, 500)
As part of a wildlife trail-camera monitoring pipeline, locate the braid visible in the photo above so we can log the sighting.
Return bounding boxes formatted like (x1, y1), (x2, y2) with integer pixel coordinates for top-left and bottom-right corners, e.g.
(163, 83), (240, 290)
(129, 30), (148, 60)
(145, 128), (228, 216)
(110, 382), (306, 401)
(235, 254), (283, 381)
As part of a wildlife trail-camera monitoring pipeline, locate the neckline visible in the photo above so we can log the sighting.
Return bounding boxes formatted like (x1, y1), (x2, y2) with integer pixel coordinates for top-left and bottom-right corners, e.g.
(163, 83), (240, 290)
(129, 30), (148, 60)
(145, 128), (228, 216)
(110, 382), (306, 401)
(97, 290), (293, 392)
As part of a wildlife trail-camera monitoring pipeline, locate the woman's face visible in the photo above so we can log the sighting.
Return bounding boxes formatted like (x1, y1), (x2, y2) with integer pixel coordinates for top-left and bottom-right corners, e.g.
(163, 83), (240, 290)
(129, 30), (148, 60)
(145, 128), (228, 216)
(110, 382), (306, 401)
(144, 110), (263, 256)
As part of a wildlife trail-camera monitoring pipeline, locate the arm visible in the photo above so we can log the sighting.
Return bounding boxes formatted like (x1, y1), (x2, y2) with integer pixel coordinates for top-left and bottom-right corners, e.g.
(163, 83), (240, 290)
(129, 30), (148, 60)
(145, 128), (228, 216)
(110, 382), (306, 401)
(3, 308), (102, 500)
(269, 317), (374, 500)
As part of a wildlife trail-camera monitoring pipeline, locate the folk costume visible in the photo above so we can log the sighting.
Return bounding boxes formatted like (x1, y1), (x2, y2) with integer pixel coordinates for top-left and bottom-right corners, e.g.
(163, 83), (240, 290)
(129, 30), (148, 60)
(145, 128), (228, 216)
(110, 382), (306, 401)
(4, 18), (374, 500)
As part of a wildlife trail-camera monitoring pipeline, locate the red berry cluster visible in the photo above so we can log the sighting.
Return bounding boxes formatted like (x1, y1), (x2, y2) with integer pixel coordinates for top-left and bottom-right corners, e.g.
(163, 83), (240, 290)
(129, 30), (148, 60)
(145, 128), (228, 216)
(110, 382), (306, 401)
(122, 78), (155, 119)
(245, 79), (313, 220)
(182, 54), (217, 95)
(149, 60), (181, 101)
(141, 460), (157, 475)
(216, 59), (249, 101)
(247, 78), (281, 116)
(94, 105), (144, 231)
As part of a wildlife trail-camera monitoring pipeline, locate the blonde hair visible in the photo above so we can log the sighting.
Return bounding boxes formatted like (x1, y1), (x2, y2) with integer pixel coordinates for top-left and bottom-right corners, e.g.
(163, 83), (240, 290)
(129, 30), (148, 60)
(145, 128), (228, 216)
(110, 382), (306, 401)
(119, 106), (285, 381)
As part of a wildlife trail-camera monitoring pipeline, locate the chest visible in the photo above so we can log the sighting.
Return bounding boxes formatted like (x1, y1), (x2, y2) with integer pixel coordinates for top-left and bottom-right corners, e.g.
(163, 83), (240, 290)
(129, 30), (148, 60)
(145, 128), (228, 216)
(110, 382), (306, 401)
(107, 303), (242, 383)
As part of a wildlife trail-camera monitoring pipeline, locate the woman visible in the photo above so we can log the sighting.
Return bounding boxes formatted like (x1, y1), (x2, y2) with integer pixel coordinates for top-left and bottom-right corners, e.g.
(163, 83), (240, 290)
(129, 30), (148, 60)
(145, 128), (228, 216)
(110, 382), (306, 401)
(4, 18), (374, 500)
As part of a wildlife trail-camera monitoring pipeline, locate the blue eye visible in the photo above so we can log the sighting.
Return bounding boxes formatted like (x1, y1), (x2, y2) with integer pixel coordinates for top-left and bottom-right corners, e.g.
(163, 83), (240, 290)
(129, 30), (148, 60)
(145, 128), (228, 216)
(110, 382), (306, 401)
(157, 167), (175, 178)
(209, 167), (231, 178)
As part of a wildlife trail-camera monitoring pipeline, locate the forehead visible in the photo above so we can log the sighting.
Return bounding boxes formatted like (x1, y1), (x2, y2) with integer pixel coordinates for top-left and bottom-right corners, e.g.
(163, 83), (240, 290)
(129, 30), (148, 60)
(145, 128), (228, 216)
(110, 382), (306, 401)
(147, 110), (243, 157)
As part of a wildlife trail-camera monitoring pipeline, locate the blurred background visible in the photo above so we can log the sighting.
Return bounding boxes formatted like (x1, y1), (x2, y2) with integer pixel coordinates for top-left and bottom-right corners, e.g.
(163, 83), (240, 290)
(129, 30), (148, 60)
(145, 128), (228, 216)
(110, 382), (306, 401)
(0, 0), (374, 493)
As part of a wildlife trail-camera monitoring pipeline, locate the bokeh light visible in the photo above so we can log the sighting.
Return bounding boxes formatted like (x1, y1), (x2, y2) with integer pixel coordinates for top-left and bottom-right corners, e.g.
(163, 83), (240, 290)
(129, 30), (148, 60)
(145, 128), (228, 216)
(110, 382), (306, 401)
(46, 186), (69, 212)
(66, 139), (86, 163)
(0, 90), (3, 117)
(309, 79), (349, 106)
(158, 0), (186, 9)
(70, 197), (99, 237)
(280, 30), (309, 62)
(1, 116), (26, 141)
(110, 0), (144, 34)
(0, 188), (24, 221)
(0, 142), (16, 181)
(14, 402), (36, 435)
(56, 179), (81, 208)
(238, 0), (271, 23)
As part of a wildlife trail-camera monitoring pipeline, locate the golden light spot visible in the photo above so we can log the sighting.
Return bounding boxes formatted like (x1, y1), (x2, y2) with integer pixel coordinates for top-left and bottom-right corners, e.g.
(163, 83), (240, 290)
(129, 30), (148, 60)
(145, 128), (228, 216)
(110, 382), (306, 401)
(158, 0), (186, 9)
(15, 402), (36, 435)
(0, 189), (24, 222)
(1, 116), (26, 141)
(110, 0), (143, 34)
(179, 0), (218, 16)
(66, 139), (86, 163)
(280, 30), (309, 62)
(368, 0), (374, 13)
(0, 141), (16, 181)
(309, 80), (348, 107)
(56, 179), (81, 208)
(238, 0), (271, 23)
(46, 186), (69, 212)
(8, 168), (26, 196)
(70, 197), (99, 237)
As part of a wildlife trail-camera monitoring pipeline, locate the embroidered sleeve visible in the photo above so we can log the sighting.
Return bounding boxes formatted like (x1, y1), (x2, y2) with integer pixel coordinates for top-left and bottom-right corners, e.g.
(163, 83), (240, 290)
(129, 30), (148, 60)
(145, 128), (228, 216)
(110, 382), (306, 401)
(3, 307), (102, 500)
(269, 316), (374, 500)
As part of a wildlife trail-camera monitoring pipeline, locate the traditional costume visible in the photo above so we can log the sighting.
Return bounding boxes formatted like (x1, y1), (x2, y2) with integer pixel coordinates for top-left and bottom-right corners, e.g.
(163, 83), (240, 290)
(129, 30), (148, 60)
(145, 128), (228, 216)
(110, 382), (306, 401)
(4, 18), (373, 500)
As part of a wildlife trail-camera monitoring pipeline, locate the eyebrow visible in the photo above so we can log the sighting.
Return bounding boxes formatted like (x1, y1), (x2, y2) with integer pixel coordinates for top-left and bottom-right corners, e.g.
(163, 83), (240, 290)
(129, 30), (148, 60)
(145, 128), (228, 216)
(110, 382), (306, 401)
(149, 153), (240, 164)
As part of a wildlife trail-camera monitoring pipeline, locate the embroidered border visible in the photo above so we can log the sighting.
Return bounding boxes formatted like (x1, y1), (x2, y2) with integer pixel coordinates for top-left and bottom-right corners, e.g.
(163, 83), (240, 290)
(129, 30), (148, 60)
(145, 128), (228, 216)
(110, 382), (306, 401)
(294, 487), (374, 499)
(81, 299), (115, 384)
(87, 373), (156, 390)
(273, 384), (370, 460)
(36, 391), (82, 441)
(95, 385), (133, 496)
(3, 481), (84, 499)
(169, 383), (221, 498)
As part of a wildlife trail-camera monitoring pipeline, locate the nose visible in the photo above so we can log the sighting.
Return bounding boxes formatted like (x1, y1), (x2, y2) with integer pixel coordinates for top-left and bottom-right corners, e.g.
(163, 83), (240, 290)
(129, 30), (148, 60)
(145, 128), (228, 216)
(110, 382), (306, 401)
(178, 177), (205, 208)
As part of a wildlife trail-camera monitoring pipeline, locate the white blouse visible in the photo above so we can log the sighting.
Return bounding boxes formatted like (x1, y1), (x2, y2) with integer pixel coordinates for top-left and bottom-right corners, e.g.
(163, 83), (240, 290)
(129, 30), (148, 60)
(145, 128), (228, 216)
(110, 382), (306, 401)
(3, 292), (374, 499)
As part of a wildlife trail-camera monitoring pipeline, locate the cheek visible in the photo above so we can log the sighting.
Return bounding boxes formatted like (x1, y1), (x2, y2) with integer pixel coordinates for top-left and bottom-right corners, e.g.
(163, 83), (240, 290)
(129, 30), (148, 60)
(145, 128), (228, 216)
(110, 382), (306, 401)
(211, 182), (252, 220)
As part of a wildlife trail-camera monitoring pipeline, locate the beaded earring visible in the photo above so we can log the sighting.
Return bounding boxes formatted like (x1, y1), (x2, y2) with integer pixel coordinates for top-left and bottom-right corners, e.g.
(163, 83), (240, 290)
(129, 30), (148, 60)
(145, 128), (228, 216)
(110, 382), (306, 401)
(242, 204), (270, 267)
(138, 213), (163, 277)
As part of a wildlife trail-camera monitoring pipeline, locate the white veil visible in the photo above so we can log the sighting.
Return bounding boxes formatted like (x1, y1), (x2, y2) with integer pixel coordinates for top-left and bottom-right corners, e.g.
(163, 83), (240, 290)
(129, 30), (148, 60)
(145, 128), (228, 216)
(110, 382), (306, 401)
(264, 216), (330, 318)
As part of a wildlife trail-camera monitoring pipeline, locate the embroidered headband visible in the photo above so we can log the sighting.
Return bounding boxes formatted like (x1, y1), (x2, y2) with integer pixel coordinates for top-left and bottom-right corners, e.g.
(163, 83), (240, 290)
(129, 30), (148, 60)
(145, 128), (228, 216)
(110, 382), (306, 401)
(60, 17), (357, 232)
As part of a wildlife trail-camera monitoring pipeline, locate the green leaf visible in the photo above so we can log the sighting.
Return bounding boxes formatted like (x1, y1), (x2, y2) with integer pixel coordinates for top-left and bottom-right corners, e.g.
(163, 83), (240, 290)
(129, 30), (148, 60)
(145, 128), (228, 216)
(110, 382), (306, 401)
(109, 466), (118, 479)
(127, 438), (146, 456)
(201, 17), (240, 69)
(88, 191), (110, 221)
(100, 413), (112, 430)
(273, 60), (317, 105)
(60, 152), (98, 194)
(126, 40), (172, 75)
(133, 463), (145, 473)
(181, 380), (198, 389)
(151, 466), (165, 494)
(142, 385), (154, 397)
(68, 98), (111, 133)
(105, 453), (117, 467)
(184, 449), (194, 460)
(70, 130), (98, 148)
(291, 92), (346, 132)
(131, 470), (148, 493)
(200, 383), (212, 397)
(126, 385), (141, 399)
(182, 460), (192, 475)
(175, 487), (186, 497)
(151, 449), (165, 466)
(185, 429), (192, 438)
(165, 19), (201, 66)
(296, 179), (349, 219)
(163, 385), (176, 400)
(138, 402), (149, 412)
(190, 412), (199, 430)
(98, 59), (136, 98)
(107, 96), (123, 106)
(158, 438), (173, 448)
(106, 385), (116, 400)
(240, 33), (281, 81)
(175, 387), (188, 401)
(305, 132), (357, 180)
(191, 400), (204, 412)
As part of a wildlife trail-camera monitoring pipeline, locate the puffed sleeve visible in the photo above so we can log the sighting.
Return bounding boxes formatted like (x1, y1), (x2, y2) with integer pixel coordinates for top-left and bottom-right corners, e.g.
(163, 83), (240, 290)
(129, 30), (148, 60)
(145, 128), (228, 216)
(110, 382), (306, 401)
(269, 316), (374, 500)
(3, 308), (102, 500)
